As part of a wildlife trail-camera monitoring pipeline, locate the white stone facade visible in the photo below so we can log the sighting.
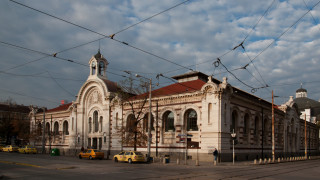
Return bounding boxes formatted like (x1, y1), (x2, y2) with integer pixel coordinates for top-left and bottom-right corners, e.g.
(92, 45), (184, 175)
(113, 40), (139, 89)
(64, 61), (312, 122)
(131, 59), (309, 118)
(29, 52), (319, 161)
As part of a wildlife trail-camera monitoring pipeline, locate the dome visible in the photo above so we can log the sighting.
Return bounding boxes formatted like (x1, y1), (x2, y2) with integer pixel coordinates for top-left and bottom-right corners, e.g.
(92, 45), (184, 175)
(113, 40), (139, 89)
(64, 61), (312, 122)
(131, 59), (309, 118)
(296, 88), (307, 93)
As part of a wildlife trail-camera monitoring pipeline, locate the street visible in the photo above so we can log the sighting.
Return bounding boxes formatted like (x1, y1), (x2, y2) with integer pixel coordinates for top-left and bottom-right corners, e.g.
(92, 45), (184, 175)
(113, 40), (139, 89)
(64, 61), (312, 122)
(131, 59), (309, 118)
(0, 152), (319, 179)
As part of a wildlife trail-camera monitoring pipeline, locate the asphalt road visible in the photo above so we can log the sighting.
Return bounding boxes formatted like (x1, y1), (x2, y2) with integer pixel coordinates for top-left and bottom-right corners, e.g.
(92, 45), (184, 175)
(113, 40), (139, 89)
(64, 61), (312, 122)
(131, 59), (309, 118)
(0, 152), (319, 179)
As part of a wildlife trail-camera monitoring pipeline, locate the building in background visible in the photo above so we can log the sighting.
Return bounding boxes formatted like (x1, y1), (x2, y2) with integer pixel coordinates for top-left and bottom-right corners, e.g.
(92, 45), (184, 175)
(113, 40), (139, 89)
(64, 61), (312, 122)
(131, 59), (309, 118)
(29, 51), (319, 161)
(293, 85), (320, 124)
(0, 102), (30, 146)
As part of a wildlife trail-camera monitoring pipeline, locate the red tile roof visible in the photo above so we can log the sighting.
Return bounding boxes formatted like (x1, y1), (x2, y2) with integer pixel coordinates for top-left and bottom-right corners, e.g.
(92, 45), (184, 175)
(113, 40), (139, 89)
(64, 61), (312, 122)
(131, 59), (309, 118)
(131, 79), (206, 100)
(46, 102), (72, 113)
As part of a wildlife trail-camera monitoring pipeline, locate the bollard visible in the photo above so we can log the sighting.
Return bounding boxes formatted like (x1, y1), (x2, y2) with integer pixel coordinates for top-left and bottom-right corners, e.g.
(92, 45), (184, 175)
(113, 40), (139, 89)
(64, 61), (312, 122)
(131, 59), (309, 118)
(214, 160), (217, 166)
(259, 158), (262, 164)
(195, 160), (199, 166)
(278, 158), (280, 163)
(177, 158), (180, 165)
(268, 158), (271, 163)
(163, 158), (166, 164)
(254, 159), (257, 165)
(264, 158), (267, 164)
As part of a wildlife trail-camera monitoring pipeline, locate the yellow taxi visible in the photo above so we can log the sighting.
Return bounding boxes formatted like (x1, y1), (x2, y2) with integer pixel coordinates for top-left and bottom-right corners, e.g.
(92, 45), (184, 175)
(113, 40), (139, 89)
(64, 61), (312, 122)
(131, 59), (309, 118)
(18, 145), (37, 154)
(2, 145), (19, 152)
(78, 149), (104, 160)
(113, 151), (145, 164)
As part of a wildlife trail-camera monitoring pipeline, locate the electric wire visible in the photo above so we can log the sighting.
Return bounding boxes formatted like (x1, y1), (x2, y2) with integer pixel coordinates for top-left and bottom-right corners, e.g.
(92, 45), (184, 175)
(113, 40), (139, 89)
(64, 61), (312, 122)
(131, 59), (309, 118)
(302, 0), (320, 33)
(9, 0), (195, 72)
(248, 0), (320, 65)
(46, 71), (75, 97)
(0, 87), (60, 104)
(112, 0), (190, 35)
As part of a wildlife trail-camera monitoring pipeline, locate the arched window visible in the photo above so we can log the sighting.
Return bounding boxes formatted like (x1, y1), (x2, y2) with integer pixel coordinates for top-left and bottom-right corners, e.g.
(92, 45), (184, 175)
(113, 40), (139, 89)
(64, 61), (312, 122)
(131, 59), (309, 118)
(38, 123), (42, 135)
(54, 122), (59, 135)
(126, 114), (135, 132)
(100, 116), (103, 132)
(163, 111), (175, 132)
(91, 61), (96, 75)
(45, 122), (50, 136)
(63, 121), (69, 135)
(115, 113), (118, 128)
(208, 103), (212, 124)
(98, 61), (104, 76)
(94, 111), (99, 132)
(254, 117), (259, 135)
(244, 114), (250, 135)
(231, 110), (238, 132)
(185, 109), (198, 131)
(143, 113), (154, 132)
(89, 117), (92, 133)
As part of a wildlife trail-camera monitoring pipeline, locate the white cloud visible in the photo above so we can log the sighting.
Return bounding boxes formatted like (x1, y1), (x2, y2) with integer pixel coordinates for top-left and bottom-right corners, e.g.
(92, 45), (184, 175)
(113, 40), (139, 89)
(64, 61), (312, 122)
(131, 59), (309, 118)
(1, 0), (320, 107)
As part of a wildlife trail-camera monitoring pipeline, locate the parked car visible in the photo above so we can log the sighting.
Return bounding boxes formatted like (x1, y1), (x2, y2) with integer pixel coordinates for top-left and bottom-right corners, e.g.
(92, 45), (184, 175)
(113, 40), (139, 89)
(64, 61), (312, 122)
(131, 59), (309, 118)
(0, 144), (5, 152)
(78, 149), (104, 160)
(113, 151), (145, 163)
(18, 145), (37, 154)
(2, 145), (19, 152)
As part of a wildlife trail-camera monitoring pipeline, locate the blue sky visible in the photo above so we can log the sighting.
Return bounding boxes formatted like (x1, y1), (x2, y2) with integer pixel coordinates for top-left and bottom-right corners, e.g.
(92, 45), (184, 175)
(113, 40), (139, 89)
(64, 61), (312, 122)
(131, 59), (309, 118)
(0, 0), (320, 108)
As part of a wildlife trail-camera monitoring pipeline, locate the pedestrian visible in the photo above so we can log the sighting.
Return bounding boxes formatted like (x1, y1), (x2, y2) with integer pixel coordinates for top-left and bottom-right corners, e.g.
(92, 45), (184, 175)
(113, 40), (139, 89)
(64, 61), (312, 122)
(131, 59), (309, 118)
(81, 146), (84, 152)
(213, 148), (218, 162)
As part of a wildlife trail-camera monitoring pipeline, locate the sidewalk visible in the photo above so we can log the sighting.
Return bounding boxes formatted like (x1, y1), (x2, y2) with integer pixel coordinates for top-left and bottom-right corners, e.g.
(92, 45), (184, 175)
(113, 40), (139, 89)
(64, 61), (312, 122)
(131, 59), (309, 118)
(150, 158), (253, 167)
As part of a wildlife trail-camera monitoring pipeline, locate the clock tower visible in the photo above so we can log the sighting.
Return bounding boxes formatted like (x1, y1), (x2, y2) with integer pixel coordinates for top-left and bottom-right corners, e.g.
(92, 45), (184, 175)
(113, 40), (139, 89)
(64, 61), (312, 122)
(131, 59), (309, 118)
(88, 50), (109, 79)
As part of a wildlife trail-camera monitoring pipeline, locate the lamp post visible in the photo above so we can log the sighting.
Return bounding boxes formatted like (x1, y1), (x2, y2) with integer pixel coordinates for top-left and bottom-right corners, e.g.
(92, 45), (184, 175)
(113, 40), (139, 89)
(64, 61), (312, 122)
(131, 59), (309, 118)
(271, 91), (279, 162)
(41, 107), (46, 154)
(231, 129), (236, 165)
(135, 74), (152, 161)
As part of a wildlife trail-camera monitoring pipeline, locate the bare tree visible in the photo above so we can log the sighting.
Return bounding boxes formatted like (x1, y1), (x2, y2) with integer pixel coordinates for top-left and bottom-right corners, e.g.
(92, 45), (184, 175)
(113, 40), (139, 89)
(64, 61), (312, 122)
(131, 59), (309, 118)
(117, 77), (150, 151)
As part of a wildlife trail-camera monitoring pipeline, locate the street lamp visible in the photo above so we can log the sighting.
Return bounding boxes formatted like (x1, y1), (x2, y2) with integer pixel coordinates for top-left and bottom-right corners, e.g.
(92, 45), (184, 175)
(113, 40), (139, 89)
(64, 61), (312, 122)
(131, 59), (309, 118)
(135, 74), (152, 161)
(231, 129), (236, 165)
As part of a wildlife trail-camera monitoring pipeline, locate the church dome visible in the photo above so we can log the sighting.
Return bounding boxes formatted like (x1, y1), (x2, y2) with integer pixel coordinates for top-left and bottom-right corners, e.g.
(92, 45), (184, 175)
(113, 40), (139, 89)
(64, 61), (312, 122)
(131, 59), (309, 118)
(296, 87), (307, 93)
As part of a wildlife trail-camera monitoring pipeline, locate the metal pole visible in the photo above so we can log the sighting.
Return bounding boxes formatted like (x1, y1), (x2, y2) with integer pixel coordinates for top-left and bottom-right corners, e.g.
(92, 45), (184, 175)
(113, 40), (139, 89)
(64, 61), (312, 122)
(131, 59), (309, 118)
(233, 139), (235, 165)
(272, 90), (275, 161)
(305, 114), (307, 159)
(147, 78), (152, 161)
(50, 115), (52, 152)
(262, 107), (264, 159)
(156, 100), (158, 157)
(185, 133), (187, 165)
(41, 107), (46, 154)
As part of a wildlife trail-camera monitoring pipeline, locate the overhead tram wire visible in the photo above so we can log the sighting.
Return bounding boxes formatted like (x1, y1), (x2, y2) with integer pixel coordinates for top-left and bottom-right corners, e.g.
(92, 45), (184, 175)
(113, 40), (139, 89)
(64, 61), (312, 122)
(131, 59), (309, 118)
(302, 0), (320, 33)
(46, 71), (75, 97)
(161, 1), (276, 78)
(247, 0), (320, 65)
(9, 0), (194, 73)
(0, 87), (60, 104)
(0, 40), (141, 81)
(112, 0), (191, 35)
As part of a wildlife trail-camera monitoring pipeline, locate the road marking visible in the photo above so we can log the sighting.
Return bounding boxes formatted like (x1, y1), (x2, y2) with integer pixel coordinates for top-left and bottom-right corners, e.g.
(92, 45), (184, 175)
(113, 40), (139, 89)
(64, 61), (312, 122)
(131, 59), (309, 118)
(0, 160), (42, 168)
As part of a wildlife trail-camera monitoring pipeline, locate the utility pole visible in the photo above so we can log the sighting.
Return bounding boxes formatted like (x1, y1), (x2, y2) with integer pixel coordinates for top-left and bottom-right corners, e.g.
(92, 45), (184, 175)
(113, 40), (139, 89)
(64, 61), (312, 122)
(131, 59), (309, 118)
(156, 101), (158, 157)
(272, 90), (275, 162)
(305, 114), (307, 159)
(41, 107), (46, 154)
(261, 104), (264, 159)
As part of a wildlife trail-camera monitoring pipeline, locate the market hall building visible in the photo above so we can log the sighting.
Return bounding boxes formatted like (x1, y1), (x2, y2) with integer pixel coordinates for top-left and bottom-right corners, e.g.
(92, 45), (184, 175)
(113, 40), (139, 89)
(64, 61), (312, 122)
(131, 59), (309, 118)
(29, 51), (319, 162)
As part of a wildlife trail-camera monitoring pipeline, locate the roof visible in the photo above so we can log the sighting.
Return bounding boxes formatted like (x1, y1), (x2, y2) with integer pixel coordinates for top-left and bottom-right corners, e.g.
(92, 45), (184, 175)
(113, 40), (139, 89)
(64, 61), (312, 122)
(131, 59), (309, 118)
(296, 88), (307, 93)
(94, 49), (102, 59)
(293, 97), (320, 116)
(102, 79), (119, 93)
(46, 102), (72, 113)
(131, 79), (206, 100)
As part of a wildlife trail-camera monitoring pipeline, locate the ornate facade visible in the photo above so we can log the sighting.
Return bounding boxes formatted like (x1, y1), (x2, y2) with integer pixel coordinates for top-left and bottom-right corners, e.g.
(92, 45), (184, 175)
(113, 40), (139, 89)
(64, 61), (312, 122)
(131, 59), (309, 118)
(29, 51), (319, 161)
